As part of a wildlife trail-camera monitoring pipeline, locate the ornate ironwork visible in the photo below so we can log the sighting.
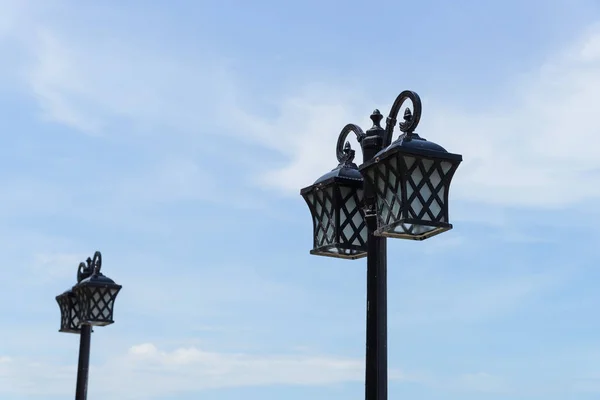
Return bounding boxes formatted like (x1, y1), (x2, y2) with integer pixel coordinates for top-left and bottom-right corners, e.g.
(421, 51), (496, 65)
(338, 141), (356, 167)
(336, 123), (366, 164)
(73, 251), (121, 327)
(383, 90), (422, 147)
(73, 283), (121, 326)
(300, 89), (462, 400)
(358, 91), (462, 240)
(56, 290), (81, 334)
(364, 152), (458, 240)
(77, 251), (102, 283)
(300, 124), (369, 259)
(57, 250), (121, 331)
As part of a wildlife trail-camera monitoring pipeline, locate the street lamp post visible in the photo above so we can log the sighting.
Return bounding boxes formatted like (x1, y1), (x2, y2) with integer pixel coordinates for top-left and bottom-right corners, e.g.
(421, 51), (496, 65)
(300, 90), (463, 400)
(55, 251), (122, 400)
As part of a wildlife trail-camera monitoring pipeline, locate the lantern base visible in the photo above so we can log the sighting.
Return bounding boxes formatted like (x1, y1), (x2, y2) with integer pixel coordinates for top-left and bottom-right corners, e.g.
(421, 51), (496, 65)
(375, 221), (452, 241)
(58, 328), (81, 334)
(310, 245), (367, 260)
(86, 320), (115, 327)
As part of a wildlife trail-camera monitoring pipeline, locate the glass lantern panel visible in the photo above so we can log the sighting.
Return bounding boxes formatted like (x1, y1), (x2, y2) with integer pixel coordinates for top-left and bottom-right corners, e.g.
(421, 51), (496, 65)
(77, 285), (120, 326)
(92, 287), (112, 321)
(429, 169), (442, 188)
(367, 150), (459, 240)
(339, 186), (366, 247)
(405, 155), (452, 222)
(309, 187), (336, 247)
(71, 301), (80, 328)
(57, 294), (81, 332)
(373, 163), (392, 225)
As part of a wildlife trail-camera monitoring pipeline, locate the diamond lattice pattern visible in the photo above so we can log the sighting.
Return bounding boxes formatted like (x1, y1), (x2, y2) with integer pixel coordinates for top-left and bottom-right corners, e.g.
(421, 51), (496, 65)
(57, 293), (80, 332)
(77, 286), (120, 325)
(339, 186), (367, 248)
(366, 154), (454, 231)
(306, 187), (336, 248)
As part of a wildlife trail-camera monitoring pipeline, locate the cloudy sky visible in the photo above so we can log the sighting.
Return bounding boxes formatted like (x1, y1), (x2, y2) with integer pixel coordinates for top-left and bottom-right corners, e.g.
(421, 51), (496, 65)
(2, 0), (600, 399)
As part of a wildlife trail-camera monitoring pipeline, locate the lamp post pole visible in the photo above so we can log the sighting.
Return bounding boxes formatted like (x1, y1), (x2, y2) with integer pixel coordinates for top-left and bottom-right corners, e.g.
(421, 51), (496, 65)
(301, 90), (462, 400)
(362, 111), (388, 400)
(75, 325), (92, 400)
(56, 251), (122, 400)
(73, 255), (97, 400)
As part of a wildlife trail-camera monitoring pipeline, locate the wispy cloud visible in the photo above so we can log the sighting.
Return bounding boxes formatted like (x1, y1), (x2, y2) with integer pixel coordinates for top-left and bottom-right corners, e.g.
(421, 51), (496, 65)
(1, 3), (600, 400)
(0, 343), (412, 399)
(244, 24), (600, 209)
(21, 25), (235, 137)
(7, 2), (600, 212)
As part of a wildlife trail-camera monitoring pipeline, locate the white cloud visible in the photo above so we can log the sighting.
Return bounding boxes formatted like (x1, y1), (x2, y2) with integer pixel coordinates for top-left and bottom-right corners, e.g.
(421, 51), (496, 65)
(8, 5), (600, 210)
(0, 0), (20, 39)
(21, 26), (235, 136)
(228, 84), (372, 193)
(0, 344), (411, 399)
(241, 23), (600, 208)
(224, 24), (600, 210)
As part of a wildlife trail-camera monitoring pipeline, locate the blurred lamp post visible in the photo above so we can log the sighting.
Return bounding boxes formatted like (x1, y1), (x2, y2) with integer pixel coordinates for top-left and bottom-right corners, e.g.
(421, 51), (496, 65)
(300, 90), (462, 400)
(55, 251), (122, 400)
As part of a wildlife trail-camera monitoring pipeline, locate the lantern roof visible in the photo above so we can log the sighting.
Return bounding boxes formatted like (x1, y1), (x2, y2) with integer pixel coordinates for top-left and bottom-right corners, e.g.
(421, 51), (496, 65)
(301, 142), (363, 194)
(76, 272), (119, 288)
(363, 110), (462, 173)
(313, 163), (362, 185)
(56, 288), (73, 298)
(360, 133), (462, 173)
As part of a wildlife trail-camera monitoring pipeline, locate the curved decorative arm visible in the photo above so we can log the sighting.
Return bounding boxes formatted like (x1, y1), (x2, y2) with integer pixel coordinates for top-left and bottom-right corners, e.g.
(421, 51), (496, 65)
(76, 251), (103, 282)
(383, 90), (422, 147)
(336, 124), (366, 166)
(92, 251), (102, 275)
(77, 262), (87, 283)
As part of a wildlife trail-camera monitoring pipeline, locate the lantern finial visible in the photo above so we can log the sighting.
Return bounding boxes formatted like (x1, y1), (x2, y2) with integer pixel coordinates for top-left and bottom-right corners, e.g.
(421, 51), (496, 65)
(338, 141), (356, 166)
(370, 109), (383, 128)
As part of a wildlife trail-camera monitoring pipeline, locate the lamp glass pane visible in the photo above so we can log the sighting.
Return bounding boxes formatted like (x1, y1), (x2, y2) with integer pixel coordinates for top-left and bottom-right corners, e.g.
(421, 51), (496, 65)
(339, 186), (366, 247)
(57, 293), (80, 333)
(89, 286), (117, 324)
(75, 285), (120, 326)
(364, 151), (458, 240)
(71, 301), (81, 328)
(307, 187), (336, 248)
(303, 181), (367, 259)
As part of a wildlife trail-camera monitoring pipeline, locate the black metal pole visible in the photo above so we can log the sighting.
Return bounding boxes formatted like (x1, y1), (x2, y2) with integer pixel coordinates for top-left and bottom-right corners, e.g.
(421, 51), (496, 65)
(361, 111), (388, 400)
(75, 325), (92, 400)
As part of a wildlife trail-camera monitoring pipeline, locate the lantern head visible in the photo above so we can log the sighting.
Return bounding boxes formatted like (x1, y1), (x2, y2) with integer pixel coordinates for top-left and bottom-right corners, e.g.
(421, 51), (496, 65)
(73, 271), (122, 327)
(359, 107), (462, 240)
(301, 138), (368, 259)
(56, 289), (81, 333)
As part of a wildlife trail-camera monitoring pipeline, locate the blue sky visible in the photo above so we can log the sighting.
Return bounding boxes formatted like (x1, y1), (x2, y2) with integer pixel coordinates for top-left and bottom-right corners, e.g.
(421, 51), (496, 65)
(2, 0), (600, 398)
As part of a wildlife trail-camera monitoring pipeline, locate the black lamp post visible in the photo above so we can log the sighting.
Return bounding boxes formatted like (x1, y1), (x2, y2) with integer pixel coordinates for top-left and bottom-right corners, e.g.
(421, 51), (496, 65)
(301, 90), (462, 400)
(55, 251), (122, 400)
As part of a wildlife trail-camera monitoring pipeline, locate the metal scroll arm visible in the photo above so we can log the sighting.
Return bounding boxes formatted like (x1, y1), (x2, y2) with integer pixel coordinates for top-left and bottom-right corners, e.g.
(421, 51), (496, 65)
(77, 251), (103, 282)
(91, 251), (102, 275)
(383, 90), (422, 147)
(335, 124), (367, 167)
